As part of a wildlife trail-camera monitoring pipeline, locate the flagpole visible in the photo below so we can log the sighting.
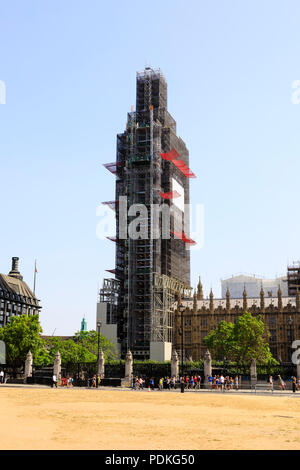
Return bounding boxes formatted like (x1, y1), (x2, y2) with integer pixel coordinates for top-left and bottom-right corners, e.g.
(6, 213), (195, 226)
(33, 260), (37, 295)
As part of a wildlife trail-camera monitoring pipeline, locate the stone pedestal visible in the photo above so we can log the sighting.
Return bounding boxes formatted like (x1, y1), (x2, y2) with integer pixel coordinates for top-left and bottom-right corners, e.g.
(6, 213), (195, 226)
(24, 351), (33, 384)
(297, 362), (300, 381)
(121, 350), (133, 388)
(204, 350), (212, 388)
(53, 351), (62, 384)
(250, 358), (257, 386)
(97, 349), (105, 378)
(171, 350), (179, 378)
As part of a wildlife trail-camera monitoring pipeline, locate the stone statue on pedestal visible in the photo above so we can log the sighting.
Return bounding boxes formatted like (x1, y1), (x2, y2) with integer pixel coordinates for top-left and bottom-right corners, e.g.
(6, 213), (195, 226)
(250, 358), (257, 386)
(121, 350), (133, 388)
(98, 349), (105, 378)
(24, 350), (33, 384)
(53, 351), (62, 384)
(171, 350), (179, 378)
(204, 350), (212, 388)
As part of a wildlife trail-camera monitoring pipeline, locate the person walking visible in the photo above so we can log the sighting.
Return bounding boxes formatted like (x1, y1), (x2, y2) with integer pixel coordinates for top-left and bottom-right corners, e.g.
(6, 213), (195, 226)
(269, 375), (273, 391)
(197, 375), (202, 389)
(292, 376), (297, 393)
(220, 374), (225, 391)
(52, 374), (58, 388)
(278, 375), (286, 390)
(158, 377), (163, 391)
(0, 370), (4, 384)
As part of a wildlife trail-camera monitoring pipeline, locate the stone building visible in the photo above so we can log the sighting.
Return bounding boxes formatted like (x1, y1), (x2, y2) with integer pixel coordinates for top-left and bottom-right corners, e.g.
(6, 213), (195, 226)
(174, 279), (299, 364)
(0, 257), (41, 327)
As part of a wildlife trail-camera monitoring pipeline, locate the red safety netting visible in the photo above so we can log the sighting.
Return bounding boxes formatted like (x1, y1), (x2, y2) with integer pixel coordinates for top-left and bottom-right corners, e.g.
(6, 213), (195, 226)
(102, 201), (119, 211)
(172, 159), (196, 178)
(103, 162), (122, 174)
(171, 231), (196, 245)
(160, 148), (180, 161)
(159, 190), (181, 200)
(160, 148), (196, 178)
(105, 269), (116, 274)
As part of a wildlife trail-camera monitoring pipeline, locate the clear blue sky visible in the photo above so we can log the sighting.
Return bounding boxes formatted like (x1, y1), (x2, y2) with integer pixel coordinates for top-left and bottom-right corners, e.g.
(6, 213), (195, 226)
(1, 0), (300, 335)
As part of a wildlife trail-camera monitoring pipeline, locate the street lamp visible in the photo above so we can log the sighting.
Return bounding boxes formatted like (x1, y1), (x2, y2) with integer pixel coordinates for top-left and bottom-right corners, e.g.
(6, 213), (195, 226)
(287, 316), (294, 363)
(178, 302), (185, 394)
(96, 320), (102, 388)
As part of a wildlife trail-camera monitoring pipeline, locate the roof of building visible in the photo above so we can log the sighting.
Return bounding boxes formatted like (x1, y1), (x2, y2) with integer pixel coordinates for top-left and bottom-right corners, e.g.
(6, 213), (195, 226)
(0, 257), (40, 305)
(221, 274), (286, 283)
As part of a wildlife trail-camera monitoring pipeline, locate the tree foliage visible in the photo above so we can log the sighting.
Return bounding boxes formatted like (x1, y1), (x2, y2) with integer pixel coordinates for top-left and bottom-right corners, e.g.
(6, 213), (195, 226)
(203, 311), (278, 366)
(0, 314), (49, 368)
(0, 314), (118, 368)
(74, 330), (118, 361)
(44, 337), (96, 364)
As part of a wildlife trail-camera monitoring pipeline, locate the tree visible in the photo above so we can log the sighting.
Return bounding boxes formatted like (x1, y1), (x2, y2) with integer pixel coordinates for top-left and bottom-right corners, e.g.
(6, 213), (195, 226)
(232, 312), (277, 367)
(74, 330), (118, 361)
(0, 314), (50, 368)
(203, 311), (278, 368)
(203, 320), (234, 361)
(45, 337), (96, 364)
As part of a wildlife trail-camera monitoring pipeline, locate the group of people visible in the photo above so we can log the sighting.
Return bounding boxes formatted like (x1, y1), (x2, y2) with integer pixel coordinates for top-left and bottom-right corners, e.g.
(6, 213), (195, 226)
(269, 375), (300, 392)
(207, 375), (239, 390)
(52, 375), (74, 388)
(91, 374), (101, 387)
(132, 376), (145, 390)
(61, 376), (74, 387)
(133, 375), (203, 390)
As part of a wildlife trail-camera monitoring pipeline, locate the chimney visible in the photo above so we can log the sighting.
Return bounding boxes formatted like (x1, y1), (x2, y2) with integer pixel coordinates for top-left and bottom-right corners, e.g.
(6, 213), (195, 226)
(8, 257), (23, 280)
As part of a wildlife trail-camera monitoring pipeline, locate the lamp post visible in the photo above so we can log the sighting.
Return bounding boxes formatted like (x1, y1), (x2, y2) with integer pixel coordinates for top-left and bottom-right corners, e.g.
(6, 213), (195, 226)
(287, 316), (294, 363)
(96, 320), (102, 388)
(178, 302), (185, 394)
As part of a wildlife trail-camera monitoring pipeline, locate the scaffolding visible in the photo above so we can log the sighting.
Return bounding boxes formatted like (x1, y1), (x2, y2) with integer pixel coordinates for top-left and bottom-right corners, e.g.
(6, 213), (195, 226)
(152, 273), (193, 342)
(287, 262), (300, 295)
(99, 278), (120, 325)
(108, 67), (195, 358)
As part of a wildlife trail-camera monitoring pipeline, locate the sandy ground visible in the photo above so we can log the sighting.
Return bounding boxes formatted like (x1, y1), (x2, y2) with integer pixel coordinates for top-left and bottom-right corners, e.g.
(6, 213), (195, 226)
(1, 387), (300, 450)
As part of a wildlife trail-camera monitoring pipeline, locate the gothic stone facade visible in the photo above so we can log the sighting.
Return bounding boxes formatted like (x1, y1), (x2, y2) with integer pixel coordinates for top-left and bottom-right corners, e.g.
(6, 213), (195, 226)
(174, 286), (300, 364)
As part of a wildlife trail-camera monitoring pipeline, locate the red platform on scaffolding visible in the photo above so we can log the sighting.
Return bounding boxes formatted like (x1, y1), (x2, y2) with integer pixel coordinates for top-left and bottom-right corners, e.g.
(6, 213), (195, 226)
(159, 148), (196, 178)
(172, 231), (196, 245)
(106, 236), (117, 242)
(160, 148), (180, 161)
(159, 190), (181, 200)
(172, 159), (196, 178)
(105, 269), (116, 274)
(102, 201), (119, 211)
(103, 162), (122, 175)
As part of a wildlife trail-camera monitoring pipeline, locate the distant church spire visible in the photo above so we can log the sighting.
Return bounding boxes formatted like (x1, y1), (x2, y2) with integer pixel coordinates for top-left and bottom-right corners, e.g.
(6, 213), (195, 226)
(81, 316), (87, 332)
